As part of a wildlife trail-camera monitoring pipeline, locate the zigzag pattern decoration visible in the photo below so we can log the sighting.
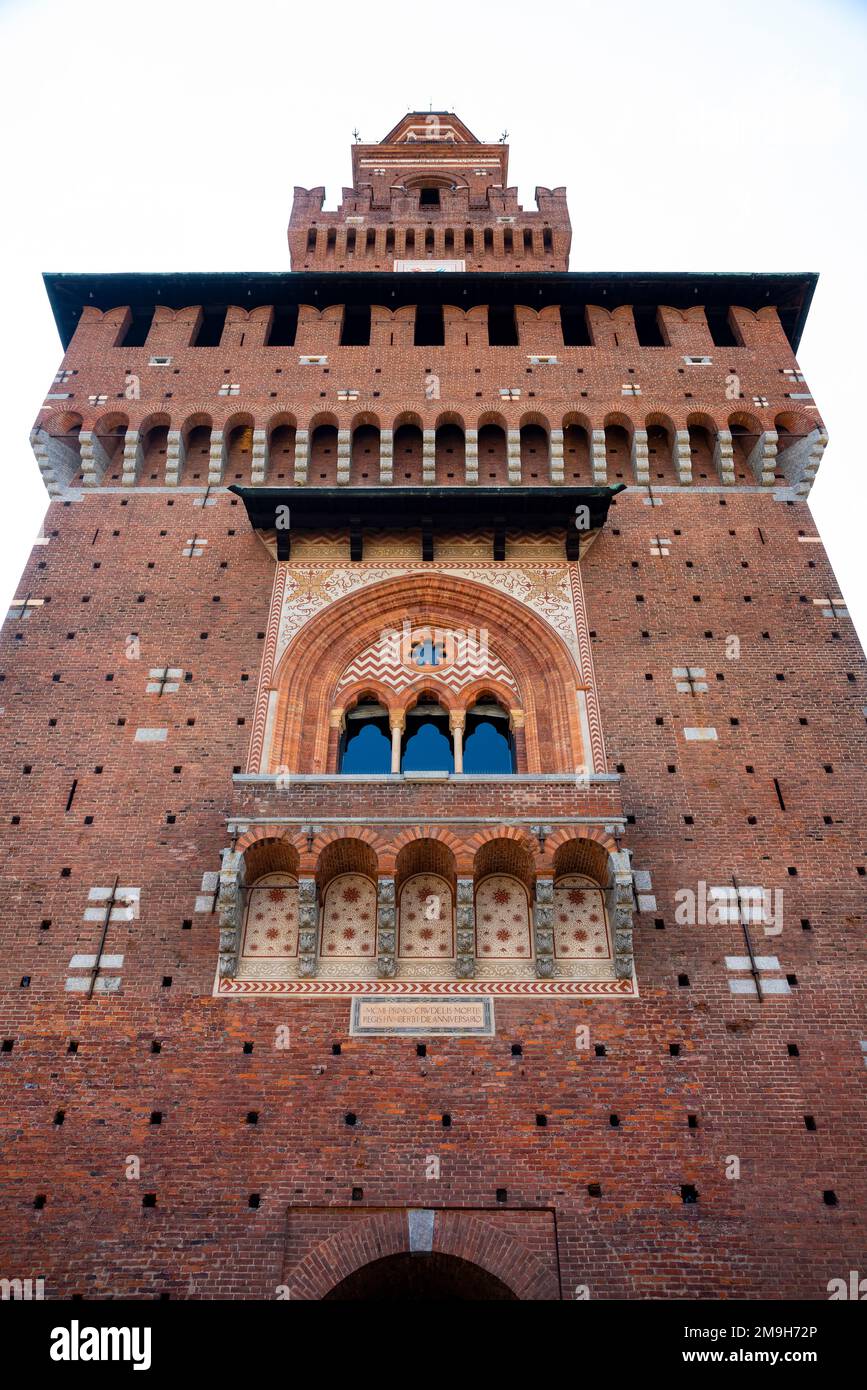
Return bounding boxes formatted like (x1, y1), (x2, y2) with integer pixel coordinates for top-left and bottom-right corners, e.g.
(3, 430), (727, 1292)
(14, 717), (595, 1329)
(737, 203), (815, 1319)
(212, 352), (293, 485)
(216, 978), (638, 997)
(335, 635), (519, 698)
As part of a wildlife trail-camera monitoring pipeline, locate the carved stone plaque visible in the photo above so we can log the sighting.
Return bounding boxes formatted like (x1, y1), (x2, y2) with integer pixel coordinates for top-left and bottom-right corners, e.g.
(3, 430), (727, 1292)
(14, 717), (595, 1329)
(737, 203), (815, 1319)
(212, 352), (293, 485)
(349, 996), (495, 1037)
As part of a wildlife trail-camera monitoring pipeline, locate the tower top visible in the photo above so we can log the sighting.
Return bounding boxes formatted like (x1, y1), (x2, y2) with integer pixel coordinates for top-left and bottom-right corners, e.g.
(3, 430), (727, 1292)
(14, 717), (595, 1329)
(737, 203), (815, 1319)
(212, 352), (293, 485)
(288, 112), (572, 271)
(350, 111), (509, 191)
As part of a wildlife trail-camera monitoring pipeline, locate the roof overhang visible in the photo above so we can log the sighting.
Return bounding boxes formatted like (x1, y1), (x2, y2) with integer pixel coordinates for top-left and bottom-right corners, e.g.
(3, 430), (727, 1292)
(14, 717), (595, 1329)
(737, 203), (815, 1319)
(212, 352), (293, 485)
(42, 269), (819, 351)
(228, 484), (626, 562)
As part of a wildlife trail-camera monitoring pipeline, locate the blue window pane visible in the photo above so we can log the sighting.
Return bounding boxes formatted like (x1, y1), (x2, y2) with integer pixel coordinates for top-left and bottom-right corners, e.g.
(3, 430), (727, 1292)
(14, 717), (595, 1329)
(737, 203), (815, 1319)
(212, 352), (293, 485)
(462, 721), (513, 774)
(340, 723), (391, 773)
(401, 721), (454, 773)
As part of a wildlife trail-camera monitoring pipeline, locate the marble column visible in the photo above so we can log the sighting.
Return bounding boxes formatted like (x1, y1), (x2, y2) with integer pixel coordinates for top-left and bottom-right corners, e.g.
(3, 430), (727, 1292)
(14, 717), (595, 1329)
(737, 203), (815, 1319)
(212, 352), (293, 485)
(450, 710), (465, 774)
(390, 713), (404, 774)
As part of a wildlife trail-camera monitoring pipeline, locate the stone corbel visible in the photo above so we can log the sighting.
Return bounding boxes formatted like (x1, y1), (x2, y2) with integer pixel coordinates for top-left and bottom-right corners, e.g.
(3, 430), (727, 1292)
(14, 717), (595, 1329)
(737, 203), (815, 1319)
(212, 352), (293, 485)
(631, 427), (649, 485)
(673, 430), (692, 485)
(376, 877), (397, 978)
(208, 430), (227, 485)
(747, 430), (777, 486)
(30, 427), (79, 496)
(534, 877), (555, 978)
(777, 426), (827, 497)
(549, 428), (565, 484)
(422, 428), (436, 484)
(294, 428), (310, 485)
(79, 430), (111, 486)
(506, 428), (522, 484)
(713, 428), (735, 485)
(216, 848), (245, 979)
(606, 848), (635, 981)
(590, 429), (607, 484)
(336, 428), (351, 485)
(165, 429), (186, 485)
(297, 876), (319, 977)
(379, 428), (394, 484)
(455, 877), (475, 977)
(251, 428), (268, 484)
(121, 430), (144, 486)
(464, 428), (479, 483)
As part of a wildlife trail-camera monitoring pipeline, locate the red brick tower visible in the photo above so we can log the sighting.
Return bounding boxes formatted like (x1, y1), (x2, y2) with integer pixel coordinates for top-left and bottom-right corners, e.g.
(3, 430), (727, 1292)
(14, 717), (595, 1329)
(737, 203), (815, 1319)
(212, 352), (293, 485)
(1, 113), (864, 1301)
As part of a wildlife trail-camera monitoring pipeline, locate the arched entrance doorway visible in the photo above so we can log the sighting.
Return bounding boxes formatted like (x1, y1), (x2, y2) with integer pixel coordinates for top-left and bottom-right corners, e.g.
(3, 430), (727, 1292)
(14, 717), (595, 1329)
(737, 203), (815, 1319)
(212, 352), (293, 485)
(323, 1251), (518, 1301)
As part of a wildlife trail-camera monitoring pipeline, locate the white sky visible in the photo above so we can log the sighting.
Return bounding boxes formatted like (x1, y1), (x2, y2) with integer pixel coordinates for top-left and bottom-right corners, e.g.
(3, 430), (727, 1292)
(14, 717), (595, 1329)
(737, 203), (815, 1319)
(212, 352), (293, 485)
(1, 0), (865, 647)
